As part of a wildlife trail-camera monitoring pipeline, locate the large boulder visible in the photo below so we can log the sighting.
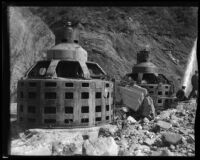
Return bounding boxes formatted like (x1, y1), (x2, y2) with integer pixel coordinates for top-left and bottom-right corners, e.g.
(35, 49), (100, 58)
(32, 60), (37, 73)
(83, 137), (119, 156)
(139, 96), (155, 119)
(162, 132), (182, 145)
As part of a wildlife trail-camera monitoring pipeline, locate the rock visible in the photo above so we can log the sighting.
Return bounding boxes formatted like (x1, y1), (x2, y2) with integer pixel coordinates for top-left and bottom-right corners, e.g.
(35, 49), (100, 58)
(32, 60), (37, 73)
(159, 111), (171, 120)
(151, 149), (173, 156)
(143, 117), (149, 124)
(163, 132), (182, 145)
(98, 127), (112, 137)
(143, 138), (156, 146)
(119, 138), (129, 149)
(179, 129), (190, 135)
(169, 144), (175, 151)
(134, 149), (145, 156)
(156, 120), (172, 130)
(127, 116), (137, 124)
(137, 125), (143, 130)
(139, 96), (155, 120)
(51, 141), (64, 155)
(170, 120), (180, 127)
(160, 149), (174, 156)
(83, 137), (119, 156)
(62, 143), (77, 155)
(187, 136), (194, 144)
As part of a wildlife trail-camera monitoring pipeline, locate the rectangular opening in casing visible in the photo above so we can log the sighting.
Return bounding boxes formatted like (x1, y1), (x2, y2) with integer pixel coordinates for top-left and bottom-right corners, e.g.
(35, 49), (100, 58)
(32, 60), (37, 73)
(81, 92), (89, 99)
(165, 91), (169, 95)
(20, 105), (23, 112)
(158, 99), (162, 103)
(96, 92), (101, 99)
(28, 118), (36, 123)
(149, 86), (154, 89)
(81, 106), (89, 113)
(44, 107), (56, 114)
(95, 117), (101, 121)
(45, 92), (56, 99)
(28, 92), (36, 99)
(65, 92), (73, 99)
(106, 116), (109, 120)
(45, 82), (57, 87)
(158, 91), (162, 95)
(81, 118), (89, 123)
(64, 119), (73, 124)
(149, 91), (154, 94)
(82, 83), (89, 87)
(65, 106), (73, 113)
(165, 86), (169, 89)
(65, 83), (73, 87)
(44, 119), (56, 124)
(95, 106), (101, 112)
(20, 92), (24, 98)
(19, 117), (23, 122)
(106, 105), (109, 111)
(28, 105), (36, 113)
(21, 82), (24, 87)
(29, 82), (37, 87)
(106, 83), (110, 87)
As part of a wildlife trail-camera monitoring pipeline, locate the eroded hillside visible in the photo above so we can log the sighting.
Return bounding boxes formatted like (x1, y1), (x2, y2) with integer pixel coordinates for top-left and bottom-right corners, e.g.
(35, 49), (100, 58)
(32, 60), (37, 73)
(9, 7), (198, 101)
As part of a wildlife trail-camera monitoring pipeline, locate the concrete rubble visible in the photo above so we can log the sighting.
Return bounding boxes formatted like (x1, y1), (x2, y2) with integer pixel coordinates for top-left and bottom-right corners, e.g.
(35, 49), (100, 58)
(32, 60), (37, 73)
(10, 100), (196, 156)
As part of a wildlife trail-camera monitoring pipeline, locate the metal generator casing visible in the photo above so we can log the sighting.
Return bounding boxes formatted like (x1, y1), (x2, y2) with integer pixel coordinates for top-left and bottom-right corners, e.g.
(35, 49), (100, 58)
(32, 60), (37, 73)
(17, 79), (113, 128)
(17, 22), (114, 128)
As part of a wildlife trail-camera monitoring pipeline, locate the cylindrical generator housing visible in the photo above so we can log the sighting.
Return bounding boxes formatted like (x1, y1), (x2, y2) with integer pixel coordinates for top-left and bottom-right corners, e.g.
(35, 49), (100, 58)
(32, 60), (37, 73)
(17, 22), (114, 128)
(17, 79), (113, 128)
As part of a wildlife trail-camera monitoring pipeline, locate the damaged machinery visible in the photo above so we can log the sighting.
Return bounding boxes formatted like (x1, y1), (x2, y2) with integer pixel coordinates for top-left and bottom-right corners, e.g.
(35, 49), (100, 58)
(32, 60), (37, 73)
(115, 49), (176, 119)
(17, 22), (114, 128)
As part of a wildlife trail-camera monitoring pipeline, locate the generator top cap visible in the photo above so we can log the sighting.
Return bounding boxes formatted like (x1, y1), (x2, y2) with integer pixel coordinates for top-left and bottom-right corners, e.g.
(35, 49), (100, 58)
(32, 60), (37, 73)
(132, 62), (158, 74)
(46, 21), (88, 62)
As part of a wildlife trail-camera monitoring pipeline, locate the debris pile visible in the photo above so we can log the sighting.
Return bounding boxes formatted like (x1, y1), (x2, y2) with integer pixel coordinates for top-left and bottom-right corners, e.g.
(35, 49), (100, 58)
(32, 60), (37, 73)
(10, 100), (196, 156)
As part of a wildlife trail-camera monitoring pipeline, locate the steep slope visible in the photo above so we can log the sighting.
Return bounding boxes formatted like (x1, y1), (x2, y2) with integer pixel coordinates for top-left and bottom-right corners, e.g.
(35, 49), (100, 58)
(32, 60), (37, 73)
(9, 7), (55, 101)
(9, 7), (198, 101)
(29, 7), (198, 83)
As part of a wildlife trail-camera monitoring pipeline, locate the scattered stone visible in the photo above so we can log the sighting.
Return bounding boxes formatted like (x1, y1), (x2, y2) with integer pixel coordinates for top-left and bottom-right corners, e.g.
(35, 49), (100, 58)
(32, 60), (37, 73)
(151, 149), (173, 156)
(83, 137), (119, 156)
(143, 117), (149, 124)
(169, 144), (175, 151)
(137, 125), (143, 130)
(163, 132), (182, 145)
(159, 111), (171, 120)
(156, 120), (172, 130)
(143, 138), (156, 146)
(127, 116), (137, 124)
(179, 129), (189, 135)
(134, 149), (145, 156)
(51, 141), (64, 155)
(171, 120), (180, 127)
(98, 127), (112, 137)
(187, 136), (194, 144)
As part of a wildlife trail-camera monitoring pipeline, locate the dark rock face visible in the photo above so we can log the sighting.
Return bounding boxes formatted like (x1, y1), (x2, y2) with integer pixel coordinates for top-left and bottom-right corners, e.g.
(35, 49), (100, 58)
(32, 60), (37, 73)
(9, 7), (55, 101)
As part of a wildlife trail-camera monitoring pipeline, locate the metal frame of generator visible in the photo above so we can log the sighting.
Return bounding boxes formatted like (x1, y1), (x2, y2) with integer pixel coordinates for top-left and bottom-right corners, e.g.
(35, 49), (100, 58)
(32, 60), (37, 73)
(17, 22), (114, 128)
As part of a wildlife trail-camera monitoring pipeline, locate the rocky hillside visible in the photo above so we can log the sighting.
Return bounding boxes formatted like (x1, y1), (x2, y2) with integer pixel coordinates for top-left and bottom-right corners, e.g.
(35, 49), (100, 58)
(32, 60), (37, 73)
(9, 7), (198, 101)
(9, 7), (55, 101)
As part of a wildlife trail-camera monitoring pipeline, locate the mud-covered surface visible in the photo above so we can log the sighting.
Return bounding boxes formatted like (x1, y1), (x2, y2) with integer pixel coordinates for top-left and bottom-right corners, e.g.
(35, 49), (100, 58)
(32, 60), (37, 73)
(10, 100), (196, 156)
